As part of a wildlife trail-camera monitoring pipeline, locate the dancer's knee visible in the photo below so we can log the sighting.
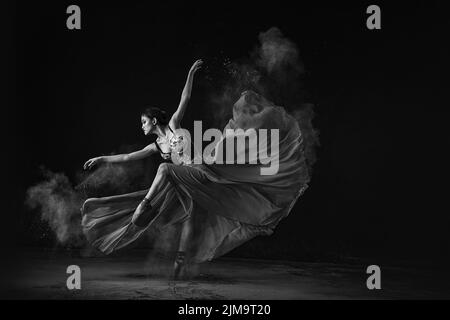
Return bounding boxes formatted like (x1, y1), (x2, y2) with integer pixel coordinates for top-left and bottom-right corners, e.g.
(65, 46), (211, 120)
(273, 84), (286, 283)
(157, 162), (171, 176)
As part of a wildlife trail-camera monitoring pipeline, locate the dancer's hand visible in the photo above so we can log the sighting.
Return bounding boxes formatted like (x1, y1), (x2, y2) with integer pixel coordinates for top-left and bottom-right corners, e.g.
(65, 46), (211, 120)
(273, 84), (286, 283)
(189, 59), (203, 74)
(171, 59), (203, 129)
(84, 156), (104, 170)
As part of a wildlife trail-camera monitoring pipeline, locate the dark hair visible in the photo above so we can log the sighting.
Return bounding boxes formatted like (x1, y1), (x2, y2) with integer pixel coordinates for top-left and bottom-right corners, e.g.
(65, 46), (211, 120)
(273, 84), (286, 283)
(141, 107), (169, 126)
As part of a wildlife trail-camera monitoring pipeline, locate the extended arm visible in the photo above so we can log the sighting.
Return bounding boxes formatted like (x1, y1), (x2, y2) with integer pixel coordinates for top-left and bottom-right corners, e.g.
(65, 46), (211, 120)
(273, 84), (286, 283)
(84, 143), (158, 170)
(169, 59), (203, 129)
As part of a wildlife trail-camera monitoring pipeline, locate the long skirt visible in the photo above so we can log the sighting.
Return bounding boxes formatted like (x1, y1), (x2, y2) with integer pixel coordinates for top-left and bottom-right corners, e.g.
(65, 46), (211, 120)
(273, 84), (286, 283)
(81, 92), (310, 263)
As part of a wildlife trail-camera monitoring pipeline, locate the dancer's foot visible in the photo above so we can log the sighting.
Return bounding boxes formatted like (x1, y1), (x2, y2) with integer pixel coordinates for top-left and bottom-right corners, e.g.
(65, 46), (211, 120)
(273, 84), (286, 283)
(172, 251), (186, 280)
(131, 198), (158, 228)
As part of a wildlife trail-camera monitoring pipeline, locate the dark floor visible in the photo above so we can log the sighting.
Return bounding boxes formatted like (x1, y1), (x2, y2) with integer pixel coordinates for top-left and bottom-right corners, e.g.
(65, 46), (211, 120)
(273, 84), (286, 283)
(2, 248), (449, 299)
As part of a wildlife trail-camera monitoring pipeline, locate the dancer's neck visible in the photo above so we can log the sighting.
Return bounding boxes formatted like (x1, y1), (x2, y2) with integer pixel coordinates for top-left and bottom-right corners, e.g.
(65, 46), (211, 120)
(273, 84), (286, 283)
(154, 125), (171, 139)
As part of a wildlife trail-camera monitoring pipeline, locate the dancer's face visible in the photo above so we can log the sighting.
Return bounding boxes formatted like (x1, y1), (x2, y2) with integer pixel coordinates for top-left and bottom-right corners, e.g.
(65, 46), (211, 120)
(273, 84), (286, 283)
(141, 115), (155, 135)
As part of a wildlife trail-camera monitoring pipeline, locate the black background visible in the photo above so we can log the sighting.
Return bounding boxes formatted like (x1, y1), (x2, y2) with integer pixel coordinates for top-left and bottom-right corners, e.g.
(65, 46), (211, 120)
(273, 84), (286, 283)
(9, 1), (450, 267)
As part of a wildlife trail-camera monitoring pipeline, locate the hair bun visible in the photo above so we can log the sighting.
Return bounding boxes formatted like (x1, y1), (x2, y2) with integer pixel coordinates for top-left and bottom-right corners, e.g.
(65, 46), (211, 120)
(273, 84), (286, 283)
(141, 107), (169, 126)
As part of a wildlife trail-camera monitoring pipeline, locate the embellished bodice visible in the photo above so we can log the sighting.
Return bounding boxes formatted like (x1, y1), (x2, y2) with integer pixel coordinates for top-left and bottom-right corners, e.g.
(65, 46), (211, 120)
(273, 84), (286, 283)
(155, 126), (191, 165)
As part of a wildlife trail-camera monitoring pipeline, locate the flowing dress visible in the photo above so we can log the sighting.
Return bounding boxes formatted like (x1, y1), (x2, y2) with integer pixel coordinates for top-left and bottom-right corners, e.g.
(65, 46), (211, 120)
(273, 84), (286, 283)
(81, 91), (310, 263)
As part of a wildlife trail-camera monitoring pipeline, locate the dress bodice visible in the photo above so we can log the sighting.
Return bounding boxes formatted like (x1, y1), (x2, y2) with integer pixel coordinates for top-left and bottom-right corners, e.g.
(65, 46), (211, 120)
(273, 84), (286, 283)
(155, 126), (191, 165)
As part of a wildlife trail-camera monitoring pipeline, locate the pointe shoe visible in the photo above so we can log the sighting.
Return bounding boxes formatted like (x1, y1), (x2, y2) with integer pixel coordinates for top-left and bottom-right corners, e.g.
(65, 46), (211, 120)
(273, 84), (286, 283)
(173, 251), (186, 280)
(131, 198), (157, 228)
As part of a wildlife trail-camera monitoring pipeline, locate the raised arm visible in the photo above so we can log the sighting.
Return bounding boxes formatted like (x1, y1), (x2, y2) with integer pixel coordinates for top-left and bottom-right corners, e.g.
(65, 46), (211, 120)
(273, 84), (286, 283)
(84, 143), (158, 170)
(169, 59), (203, 129)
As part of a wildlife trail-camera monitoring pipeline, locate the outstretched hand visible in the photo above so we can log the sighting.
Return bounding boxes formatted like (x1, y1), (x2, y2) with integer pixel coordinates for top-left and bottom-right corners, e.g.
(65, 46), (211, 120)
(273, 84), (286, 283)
(189, 59), (203, 74)
(84, 156), (103, 170)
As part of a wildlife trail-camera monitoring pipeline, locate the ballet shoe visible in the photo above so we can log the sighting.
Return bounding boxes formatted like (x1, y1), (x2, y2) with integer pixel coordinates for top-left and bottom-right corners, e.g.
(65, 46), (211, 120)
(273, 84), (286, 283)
(172, 251), (186, 280)
(131, 198), (158, 228)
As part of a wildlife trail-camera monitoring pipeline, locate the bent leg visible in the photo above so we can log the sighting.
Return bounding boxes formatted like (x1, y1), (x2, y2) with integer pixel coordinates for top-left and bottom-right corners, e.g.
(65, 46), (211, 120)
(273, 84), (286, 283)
(131, 163), (172, 227)
(145, 162), (172, 201)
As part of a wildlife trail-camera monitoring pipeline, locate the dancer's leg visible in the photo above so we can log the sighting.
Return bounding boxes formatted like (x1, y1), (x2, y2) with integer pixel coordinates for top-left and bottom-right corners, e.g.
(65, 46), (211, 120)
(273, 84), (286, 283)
(173, 216), (193, 279)
(131, 163), (171, 227)
(145, 162), (172, 201)
(178, 217), (194, 252)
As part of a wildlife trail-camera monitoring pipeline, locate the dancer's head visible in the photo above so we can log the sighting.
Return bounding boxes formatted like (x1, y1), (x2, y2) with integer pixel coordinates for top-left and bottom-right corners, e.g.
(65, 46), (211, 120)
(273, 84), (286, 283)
(141, 107), (169, 135)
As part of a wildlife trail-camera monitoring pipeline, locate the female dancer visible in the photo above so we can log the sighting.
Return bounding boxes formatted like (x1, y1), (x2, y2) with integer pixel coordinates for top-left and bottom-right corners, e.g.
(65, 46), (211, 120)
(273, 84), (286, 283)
(83, 59), (202, 277)
(82, 60), (310, 279)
